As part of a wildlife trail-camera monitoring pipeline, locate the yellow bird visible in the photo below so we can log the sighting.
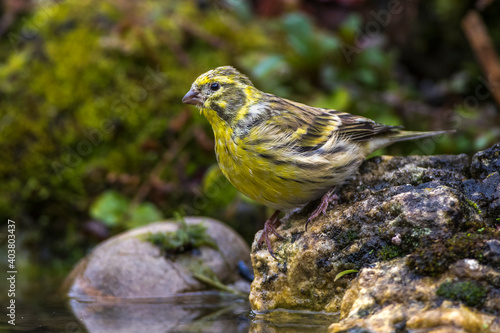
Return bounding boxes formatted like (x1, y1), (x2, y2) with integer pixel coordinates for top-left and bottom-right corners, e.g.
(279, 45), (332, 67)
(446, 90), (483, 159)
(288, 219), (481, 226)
(183, 66), (450, 258)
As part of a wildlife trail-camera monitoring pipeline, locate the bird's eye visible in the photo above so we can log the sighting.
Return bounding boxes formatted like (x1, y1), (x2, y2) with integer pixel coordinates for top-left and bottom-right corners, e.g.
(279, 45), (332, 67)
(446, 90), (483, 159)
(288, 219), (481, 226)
(210, 82), (220, 91)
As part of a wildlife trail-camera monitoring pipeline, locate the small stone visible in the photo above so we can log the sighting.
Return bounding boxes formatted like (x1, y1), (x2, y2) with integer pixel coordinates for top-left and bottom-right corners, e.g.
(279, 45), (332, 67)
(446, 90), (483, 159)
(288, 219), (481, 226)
(391, 233), (401, 245)
(65, 217), (251, 298)
(485, 239), (500, 266)
(486, 239), (500, 255)
(464, 259), (479, 271)
(470, 143), (500, 179)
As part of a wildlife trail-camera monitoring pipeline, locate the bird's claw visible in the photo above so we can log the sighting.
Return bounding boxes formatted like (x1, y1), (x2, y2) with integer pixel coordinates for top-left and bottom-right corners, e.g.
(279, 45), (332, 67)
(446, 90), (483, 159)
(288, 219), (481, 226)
(258, 210), (282, 259)
(305, 188), (339, 231)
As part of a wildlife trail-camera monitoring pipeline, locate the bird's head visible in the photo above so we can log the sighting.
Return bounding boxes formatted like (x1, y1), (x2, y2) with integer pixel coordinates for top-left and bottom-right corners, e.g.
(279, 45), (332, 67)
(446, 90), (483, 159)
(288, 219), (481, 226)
(182, 66), (256, 124)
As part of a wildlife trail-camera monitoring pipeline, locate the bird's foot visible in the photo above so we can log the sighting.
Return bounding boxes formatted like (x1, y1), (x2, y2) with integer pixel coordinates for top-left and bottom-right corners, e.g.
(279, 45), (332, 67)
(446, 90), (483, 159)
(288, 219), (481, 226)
(258, 210), (283, 259)
(306, 188), (339, 231)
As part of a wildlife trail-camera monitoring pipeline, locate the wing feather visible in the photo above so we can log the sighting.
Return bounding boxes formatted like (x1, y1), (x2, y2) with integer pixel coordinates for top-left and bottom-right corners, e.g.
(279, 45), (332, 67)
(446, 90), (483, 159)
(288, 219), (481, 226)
(336, 113), (402, 141)
(261, 94), (400, 148)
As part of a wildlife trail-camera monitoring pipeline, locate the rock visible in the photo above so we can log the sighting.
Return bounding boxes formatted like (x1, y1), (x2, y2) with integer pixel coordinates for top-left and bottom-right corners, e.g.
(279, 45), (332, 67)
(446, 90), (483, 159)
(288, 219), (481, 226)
(485, 240), (500, 267)
(328, 259), (500, 332)
(66, 217), (250, 298)
(464, 143), (500, 219)
(470, 143), (500, 179)
(249, 143), (500, 331)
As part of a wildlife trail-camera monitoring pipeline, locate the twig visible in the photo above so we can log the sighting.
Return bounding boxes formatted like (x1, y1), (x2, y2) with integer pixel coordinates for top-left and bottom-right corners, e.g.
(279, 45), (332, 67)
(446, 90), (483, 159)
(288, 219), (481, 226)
(0, 12), (15, 37)
(462, 10), (500, 109)
(130, 128), (194, 207)
(0, 0), (33, 37)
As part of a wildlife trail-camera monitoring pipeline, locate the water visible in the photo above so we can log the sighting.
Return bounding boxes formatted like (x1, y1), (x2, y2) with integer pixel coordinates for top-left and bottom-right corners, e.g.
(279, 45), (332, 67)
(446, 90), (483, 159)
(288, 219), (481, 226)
(0, 293), (339, 332)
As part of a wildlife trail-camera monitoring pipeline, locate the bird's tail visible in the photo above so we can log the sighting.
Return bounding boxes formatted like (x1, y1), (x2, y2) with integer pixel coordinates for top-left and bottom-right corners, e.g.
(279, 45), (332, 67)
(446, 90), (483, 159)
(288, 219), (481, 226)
(365, 129), (455, 154)
(387, 129), (455, 142)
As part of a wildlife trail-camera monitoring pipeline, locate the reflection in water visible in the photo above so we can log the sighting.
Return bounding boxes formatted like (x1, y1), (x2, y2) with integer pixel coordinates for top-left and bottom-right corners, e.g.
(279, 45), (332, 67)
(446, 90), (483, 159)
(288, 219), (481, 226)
(2, 293), (338, 332)
(250, 309), (340, 333)
(69, 292), (250, 333)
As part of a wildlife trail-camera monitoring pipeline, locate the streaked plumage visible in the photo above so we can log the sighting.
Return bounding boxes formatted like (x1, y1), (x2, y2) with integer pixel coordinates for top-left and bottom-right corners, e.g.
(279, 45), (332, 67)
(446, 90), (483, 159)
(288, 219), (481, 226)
(183, 66), (450, 258)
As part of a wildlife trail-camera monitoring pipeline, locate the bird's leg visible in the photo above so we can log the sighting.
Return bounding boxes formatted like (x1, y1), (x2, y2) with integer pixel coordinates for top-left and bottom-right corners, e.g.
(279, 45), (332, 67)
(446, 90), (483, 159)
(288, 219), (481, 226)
(258, 210), (283, 259)
(306, 188), (339, 231)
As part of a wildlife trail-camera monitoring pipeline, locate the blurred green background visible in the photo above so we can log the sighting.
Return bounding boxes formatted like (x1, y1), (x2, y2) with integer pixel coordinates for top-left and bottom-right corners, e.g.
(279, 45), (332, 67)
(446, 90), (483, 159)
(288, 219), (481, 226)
(0, 0), (499, 301)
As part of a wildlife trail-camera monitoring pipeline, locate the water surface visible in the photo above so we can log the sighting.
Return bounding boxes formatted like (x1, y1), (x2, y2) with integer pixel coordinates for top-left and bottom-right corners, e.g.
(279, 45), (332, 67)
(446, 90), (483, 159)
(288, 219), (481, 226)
(0, 293), (338, 332)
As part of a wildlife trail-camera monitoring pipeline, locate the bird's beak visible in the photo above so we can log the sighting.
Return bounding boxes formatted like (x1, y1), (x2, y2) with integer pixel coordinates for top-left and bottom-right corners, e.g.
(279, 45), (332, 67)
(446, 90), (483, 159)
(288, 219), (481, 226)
(182, 88), (203, 106)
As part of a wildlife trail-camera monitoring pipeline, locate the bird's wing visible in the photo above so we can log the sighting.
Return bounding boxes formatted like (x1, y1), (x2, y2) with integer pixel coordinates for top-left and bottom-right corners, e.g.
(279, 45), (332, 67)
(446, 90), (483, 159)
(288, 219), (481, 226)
(334, 112), (402, 142)
(265, 95), (401, 150)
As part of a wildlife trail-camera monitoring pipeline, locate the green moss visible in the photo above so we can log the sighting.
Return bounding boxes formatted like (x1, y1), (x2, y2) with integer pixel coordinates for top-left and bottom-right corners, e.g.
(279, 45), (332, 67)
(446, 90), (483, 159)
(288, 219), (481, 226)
(344, 230), (359, 243)
(407, 220), (500, 277)
(436, 281), (486, 307)
(146, 217), (217, 255)
(466, 199), (482, 214)
(377, 245), (405, 261)
(406, 232), (490, 277)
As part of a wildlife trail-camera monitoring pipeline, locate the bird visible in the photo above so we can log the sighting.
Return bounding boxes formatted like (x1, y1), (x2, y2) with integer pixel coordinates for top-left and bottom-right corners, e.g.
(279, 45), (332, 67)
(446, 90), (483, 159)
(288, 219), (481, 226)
(182, 66), (452, 258)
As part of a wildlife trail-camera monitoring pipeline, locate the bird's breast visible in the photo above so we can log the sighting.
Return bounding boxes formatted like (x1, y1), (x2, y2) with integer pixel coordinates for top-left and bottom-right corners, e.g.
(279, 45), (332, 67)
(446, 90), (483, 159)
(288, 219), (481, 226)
(213, 134), (337, 211)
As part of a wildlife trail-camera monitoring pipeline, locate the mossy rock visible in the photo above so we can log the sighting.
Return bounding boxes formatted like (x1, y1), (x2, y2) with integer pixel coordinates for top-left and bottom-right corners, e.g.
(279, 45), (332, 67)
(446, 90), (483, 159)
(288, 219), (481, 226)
(65, 217), (250, 298)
